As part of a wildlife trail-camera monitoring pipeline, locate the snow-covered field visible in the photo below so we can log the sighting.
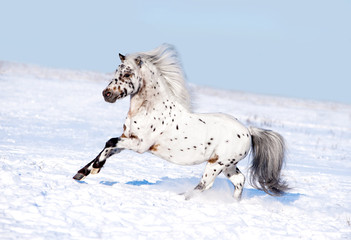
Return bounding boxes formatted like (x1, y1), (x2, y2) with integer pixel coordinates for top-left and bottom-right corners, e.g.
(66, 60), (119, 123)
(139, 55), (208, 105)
(1, 61), (350, 239)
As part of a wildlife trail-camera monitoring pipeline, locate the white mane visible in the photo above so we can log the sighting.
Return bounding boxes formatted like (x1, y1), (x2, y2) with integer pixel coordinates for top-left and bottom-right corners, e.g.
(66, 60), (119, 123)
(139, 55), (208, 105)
(130, 44), (191, 111)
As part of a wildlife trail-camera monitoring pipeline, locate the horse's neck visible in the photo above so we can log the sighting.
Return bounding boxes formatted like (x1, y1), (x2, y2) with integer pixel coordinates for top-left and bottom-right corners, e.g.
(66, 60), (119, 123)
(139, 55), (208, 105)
(128, 72), (165, 117)
(128, 71), (186, 117)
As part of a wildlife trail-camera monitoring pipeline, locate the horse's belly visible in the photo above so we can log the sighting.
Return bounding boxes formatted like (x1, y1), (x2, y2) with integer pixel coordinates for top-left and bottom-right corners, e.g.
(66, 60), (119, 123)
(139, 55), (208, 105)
(150, 144), (208, 165)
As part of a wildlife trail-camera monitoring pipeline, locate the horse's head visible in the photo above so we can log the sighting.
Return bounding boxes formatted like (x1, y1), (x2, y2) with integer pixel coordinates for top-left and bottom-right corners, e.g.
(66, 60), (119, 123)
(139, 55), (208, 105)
(102, 54), (143, 103)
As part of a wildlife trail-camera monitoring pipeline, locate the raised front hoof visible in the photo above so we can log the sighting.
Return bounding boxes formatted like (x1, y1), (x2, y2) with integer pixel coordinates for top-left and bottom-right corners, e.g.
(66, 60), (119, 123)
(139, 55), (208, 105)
(90, 168), (101, 174)
(73, 173), (86, 181)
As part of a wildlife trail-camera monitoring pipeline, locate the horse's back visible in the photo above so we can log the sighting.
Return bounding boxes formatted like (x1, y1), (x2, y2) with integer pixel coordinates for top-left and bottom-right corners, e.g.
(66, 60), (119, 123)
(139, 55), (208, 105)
(195, 112), (251, 157)
(195, 112), (249, 136)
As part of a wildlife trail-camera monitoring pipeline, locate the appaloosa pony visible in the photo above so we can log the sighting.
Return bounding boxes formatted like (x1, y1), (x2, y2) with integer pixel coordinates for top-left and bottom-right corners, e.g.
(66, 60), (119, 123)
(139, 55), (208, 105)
(73, 44), (288, 200)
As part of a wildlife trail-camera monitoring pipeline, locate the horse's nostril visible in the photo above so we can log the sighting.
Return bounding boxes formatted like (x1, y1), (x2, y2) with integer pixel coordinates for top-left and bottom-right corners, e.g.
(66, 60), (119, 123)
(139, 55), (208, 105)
(103, 89), (112, 98)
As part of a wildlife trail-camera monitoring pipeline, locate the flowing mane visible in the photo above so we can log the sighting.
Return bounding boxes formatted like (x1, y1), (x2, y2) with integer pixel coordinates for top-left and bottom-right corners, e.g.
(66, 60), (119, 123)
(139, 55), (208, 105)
(129, 44), (192, 111)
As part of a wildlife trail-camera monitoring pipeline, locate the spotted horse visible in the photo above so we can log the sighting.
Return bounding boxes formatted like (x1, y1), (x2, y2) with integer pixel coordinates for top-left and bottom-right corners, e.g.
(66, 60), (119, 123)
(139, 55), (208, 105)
(73, 44), (288, 200)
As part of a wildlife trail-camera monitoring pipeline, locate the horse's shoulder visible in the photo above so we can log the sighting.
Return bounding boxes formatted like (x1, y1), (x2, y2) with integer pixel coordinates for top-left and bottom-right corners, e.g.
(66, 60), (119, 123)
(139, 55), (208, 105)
(128, 99), (150, 117)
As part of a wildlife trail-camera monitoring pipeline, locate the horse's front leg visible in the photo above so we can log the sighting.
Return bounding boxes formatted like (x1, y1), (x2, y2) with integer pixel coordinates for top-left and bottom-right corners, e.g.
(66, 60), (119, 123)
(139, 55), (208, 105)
(73, 138), (123, 180)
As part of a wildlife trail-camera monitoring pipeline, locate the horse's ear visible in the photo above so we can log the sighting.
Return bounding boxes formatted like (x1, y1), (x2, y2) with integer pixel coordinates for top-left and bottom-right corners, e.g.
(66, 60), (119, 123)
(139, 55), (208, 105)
(135, 56), (143, 68)
(119, 53), (126, 62)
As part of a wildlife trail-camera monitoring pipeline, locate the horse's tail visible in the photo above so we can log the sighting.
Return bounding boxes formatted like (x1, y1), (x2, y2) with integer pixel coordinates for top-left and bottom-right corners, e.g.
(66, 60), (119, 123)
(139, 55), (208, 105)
(248, 127), (289, 196)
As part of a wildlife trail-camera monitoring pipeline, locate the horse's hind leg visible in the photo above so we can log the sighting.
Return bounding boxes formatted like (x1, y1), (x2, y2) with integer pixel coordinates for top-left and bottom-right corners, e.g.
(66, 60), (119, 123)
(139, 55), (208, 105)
(184, 162), (224, 200)
(223, 165), (245, 200)
(73, 138), (122, 180)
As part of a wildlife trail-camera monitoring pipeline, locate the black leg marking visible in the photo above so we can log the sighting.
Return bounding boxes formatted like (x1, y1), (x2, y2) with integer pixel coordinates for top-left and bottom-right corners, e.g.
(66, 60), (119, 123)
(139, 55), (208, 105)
(105, 137), (119, 148)
(73, 138), (121, 180)
(73, 159), (96, 180)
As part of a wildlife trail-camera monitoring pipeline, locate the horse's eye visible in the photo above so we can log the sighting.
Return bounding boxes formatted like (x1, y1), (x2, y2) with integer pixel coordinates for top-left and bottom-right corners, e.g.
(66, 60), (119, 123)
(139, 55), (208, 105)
(124, 73), (130, 78)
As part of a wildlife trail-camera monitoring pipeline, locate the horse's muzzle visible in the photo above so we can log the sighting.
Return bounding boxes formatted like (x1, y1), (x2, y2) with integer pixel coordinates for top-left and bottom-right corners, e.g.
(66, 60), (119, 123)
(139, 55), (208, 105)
(102, 88), (117, 103)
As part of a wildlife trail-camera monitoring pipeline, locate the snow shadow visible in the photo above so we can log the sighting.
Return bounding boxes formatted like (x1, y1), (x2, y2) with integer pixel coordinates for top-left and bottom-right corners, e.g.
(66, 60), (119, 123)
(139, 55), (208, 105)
(99, 181), (119, 186)
(155, 177), (301, 204)
(99, 179), (162, 186)
(99, 177), (197, 188)
(99, 177), (301, 204)
(126, 179), (162, 186)
(242, 188), (301, 204)
(76, 180), (88, 184)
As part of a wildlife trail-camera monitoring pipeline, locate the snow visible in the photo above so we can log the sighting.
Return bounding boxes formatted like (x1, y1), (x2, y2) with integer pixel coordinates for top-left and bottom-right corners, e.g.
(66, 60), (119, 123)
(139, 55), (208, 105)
(1, 61), (351, 239)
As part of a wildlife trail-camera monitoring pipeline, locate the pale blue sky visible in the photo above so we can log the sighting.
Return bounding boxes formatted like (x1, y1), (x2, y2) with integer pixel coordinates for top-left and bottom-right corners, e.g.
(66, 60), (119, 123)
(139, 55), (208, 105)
(1, 0), (350, 104)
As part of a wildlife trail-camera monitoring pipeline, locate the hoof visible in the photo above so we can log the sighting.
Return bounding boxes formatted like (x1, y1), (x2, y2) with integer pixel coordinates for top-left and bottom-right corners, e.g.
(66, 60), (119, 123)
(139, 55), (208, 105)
(183, 191), (194, 201)
(183, 189), (202, 200)
(73, 173), (86, 181)
(90, 168), (101, 174)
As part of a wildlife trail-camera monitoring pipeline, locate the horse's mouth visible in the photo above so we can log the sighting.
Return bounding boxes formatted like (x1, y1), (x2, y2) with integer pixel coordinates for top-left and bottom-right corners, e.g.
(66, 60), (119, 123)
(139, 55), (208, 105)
(104, 95), (118, 103)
